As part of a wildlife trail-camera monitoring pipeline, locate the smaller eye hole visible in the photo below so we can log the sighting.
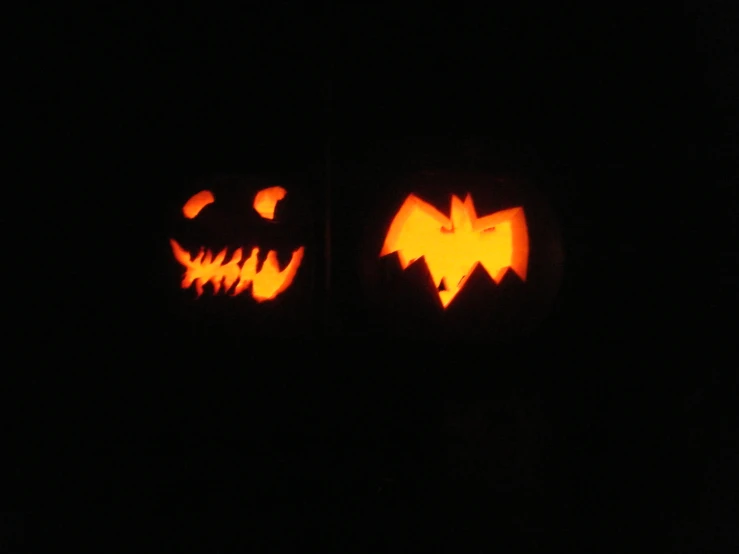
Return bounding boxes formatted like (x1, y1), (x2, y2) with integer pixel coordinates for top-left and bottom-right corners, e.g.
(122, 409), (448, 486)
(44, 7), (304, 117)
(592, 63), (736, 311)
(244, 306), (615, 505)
(182, 190), (215, 219)
(483, 227), (496, 233)
(440, 226), (454, 234)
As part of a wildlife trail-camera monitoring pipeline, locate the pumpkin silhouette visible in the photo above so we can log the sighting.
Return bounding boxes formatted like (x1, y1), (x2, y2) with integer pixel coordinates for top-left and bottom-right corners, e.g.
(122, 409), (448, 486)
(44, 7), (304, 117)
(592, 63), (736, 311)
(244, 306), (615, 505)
(359, 170), (564, 341)
(164, 173), (316, 337)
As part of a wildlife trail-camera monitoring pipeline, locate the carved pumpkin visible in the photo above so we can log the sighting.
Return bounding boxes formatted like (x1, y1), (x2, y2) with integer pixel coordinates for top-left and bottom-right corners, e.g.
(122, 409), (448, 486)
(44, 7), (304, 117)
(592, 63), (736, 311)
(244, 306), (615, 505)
(358, 170), (563, 340)
(170, 187), (304, 301)
(165, 174), (315, 336)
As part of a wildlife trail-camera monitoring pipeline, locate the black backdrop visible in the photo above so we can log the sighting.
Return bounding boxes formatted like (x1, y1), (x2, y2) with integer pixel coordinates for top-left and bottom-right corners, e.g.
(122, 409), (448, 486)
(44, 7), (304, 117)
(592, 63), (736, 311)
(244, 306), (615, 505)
(9, 3), (738, 552)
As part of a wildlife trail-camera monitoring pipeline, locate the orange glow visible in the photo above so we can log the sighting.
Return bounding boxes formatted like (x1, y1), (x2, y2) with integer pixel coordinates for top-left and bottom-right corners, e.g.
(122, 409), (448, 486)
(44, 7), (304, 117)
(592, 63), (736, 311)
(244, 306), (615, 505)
(253, 186), (287, 220)
(170, 240), (305, 300)
(182, 190), (215, 219)
(380, 193), (529, 308)
(171, 186), (304, 301)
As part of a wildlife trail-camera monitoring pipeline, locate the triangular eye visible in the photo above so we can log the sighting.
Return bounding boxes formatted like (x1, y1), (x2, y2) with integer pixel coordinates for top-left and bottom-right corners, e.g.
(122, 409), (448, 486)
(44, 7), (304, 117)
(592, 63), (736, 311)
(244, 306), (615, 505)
(437, 278), (448, 292)
(182, 190), (215, 219)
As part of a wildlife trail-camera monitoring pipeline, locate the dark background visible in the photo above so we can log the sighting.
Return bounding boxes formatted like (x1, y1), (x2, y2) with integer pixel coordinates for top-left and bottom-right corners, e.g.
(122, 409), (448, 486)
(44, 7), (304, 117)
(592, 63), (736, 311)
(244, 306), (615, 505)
(8, 3), (737, 552)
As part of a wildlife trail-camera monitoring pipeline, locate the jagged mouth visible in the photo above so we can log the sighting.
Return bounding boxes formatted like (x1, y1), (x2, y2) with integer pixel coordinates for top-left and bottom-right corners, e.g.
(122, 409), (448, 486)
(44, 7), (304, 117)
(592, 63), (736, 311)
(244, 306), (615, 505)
(170, 239), (305, 301)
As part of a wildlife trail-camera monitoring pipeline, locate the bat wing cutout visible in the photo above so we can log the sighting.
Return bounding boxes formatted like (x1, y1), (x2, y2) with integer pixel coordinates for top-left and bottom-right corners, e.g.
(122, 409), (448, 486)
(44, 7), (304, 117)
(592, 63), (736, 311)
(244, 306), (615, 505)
(380, 194), (529, 308)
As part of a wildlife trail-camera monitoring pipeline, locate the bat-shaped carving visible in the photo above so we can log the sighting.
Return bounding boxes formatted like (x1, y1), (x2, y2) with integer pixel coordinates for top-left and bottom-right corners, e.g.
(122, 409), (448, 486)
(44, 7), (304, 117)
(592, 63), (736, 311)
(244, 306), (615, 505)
(380, 193), (529, 308)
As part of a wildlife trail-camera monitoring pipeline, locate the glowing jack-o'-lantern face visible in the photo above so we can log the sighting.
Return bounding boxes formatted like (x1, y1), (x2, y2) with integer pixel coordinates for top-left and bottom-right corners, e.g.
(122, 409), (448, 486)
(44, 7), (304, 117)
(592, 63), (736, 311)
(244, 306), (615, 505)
(169, 186), (305, 301)
(380, 193), (529, 308)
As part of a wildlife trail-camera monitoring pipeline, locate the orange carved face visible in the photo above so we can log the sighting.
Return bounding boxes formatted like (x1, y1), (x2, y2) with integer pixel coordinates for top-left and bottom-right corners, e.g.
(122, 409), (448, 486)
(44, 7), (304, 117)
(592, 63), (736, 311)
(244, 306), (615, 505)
(170, 186), (305, 301)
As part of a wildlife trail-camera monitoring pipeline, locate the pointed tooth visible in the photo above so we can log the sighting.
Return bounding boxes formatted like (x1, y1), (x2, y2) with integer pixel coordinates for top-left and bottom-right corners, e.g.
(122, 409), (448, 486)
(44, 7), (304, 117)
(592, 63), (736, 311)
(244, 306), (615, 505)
(255, 247), (267, 273)
(213, 247), (227, 265)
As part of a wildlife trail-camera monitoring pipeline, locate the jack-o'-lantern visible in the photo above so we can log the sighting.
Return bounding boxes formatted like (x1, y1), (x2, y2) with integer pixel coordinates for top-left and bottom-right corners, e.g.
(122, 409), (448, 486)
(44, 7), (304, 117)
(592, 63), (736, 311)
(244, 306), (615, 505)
(163, 174), (316, 337)
(170, 187), (304, 301)
(356, 170), (564, 341)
